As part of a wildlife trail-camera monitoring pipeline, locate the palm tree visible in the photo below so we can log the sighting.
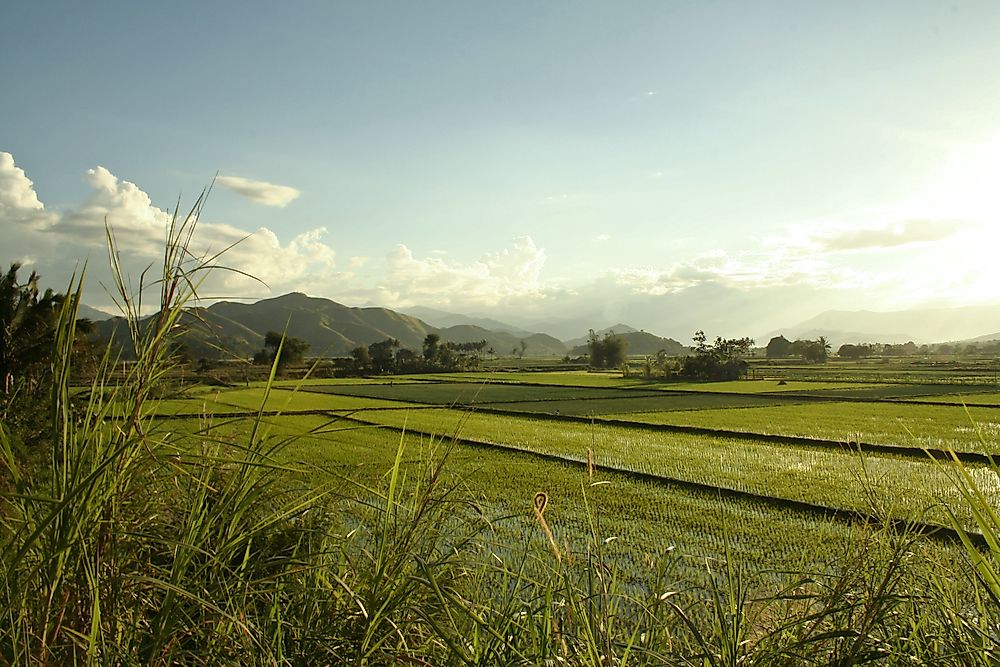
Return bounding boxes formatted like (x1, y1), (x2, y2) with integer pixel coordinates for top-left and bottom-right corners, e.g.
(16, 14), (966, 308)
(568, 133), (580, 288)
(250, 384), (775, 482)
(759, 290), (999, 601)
(818, 335), (832, 361)
(0, 263), (65, 394)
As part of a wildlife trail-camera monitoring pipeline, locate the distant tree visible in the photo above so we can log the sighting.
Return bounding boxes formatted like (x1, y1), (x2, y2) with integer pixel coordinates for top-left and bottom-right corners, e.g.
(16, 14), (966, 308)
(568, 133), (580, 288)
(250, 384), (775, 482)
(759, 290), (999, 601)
(766, 335), (793, 358)
(652, 349), (675, 377)
(587, 330), (628, 369)
(837, 343), (871, 359)
(394, 347), (418, 371)
(801, 341), (827, 363)
(587, 330), (605, 368)
(680, 331), (754, 380)
(603, 334), (628, 368)
(423, 333), (441, 362)
(368, 338), (400, 373)
(519, 340), (528, 358)
(254, 331), (309, 370)
(791, 337), (828, 363)
(350, 345), (371, 372)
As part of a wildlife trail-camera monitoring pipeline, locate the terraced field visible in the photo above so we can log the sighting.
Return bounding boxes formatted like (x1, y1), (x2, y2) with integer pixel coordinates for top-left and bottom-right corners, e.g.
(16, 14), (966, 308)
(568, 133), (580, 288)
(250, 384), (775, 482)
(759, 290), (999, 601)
(615, 401), (1000, 454)
(151, 369), (996, 585)
(166, 412), (940, 587)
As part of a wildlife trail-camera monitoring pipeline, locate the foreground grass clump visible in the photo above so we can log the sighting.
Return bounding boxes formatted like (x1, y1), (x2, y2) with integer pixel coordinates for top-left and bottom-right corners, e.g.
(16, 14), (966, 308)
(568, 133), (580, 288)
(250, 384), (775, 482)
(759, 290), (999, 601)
(4, 205), (1000, 663)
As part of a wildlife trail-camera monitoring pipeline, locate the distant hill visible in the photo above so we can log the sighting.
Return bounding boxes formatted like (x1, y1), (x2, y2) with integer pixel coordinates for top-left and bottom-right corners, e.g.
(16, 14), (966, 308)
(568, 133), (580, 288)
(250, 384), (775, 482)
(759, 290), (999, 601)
(564, 324), (639, 349)
(78, 303), (114, 322)
(95, 292), (564, 359)
(961, 331), (1000, 344)
(206, 292), (435, 353)
(403, 306), (535, 336)
(768, 304), (1000, 347)
(437, 325), (567, 357)
(568, 330), (687, 357)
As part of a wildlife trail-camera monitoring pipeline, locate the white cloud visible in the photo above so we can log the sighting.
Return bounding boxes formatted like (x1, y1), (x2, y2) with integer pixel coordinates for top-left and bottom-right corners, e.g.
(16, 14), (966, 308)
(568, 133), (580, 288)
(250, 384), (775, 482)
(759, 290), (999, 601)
(0, 154), (335, 308)
(0, 152), (56, 229)
(216, 175), (300, 207)
(611, 248), (875, 296)
(5, 146), (997, 337)
(375, 236), (549, 308)
(769, 218), (972, 255)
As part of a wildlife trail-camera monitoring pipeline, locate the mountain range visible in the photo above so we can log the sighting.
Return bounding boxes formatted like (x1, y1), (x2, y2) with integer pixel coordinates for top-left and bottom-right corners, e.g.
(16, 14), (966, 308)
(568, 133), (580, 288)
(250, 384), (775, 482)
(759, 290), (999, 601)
(89, 291), (1000, 361)
(400, 306), (535, 337)
(95, 292), (568, 359)
(767, 304), (1000, 348)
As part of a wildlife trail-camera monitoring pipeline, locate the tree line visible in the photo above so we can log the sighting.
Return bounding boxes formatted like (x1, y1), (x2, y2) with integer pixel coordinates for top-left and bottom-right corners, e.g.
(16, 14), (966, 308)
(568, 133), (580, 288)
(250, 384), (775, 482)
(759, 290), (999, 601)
(767, 335), (997, 360)
(765, 335), (832, 362)
(251, 331), (491, 375)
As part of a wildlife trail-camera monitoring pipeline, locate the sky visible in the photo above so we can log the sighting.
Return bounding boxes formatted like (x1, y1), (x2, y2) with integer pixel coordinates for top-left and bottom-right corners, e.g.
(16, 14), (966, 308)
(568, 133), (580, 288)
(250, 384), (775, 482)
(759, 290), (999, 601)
(3, 1), (1000, 341)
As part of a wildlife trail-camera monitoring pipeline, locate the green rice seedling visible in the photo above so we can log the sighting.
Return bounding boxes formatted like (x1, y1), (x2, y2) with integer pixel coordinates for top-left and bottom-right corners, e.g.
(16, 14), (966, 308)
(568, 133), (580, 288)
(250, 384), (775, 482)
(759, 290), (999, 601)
(935, 411), (1000, 663)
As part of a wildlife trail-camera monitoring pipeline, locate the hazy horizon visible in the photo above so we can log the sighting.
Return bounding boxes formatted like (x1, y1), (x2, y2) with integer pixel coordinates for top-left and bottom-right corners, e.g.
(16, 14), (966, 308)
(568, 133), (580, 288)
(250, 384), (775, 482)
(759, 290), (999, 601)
(4, 1), (1000, 340)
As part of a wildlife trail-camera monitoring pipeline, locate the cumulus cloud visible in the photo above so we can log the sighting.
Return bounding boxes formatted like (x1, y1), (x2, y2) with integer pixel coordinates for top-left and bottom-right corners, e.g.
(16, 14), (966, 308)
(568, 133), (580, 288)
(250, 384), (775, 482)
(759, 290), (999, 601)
(375, 236), (549, 308)
(0, 153), (335, 307)
(216, 175), (300, 207)
(0, 152), (56, 228)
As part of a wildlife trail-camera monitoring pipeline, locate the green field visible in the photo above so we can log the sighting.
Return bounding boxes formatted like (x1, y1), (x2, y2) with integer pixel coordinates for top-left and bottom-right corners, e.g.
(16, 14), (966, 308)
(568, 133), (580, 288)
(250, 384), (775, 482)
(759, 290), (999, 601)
(341, 407), (992, 528)
(146, 369), (999, 587)
(156, 387), (415, 414)
(165, 411), (919, 587)
(615, 401), (1000, 453)
(901, 391), (1000, 406)
(488, 392), (799, 414)
(304, 381), (663, 405)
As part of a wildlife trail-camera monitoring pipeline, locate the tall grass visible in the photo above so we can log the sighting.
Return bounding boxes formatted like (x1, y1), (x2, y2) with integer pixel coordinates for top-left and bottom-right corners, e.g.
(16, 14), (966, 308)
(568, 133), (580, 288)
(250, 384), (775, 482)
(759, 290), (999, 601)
(0, 197), (327, 662)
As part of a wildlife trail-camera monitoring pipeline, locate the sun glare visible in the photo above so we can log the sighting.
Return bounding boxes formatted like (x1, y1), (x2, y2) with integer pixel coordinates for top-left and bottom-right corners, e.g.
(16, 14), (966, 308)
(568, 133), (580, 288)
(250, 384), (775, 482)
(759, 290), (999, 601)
(926, 134), (1000, 223)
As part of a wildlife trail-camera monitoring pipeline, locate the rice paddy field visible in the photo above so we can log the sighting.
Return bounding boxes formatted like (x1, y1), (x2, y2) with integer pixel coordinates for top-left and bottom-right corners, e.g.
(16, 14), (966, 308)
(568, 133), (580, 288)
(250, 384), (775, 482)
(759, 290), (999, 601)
(152, 366), (1000, 589)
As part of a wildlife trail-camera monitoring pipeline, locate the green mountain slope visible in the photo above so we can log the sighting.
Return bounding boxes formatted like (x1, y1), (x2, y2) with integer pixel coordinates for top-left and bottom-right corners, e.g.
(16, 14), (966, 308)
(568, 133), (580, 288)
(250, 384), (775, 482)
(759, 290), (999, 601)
(94, 292), (568, 359)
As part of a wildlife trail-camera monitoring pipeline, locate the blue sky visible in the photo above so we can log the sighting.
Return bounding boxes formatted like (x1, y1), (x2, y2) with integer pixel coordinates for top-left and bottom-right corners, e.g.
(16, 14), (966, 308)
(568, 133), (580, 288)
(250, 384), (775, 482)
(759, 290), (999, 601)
(4, 1), (1000, 339)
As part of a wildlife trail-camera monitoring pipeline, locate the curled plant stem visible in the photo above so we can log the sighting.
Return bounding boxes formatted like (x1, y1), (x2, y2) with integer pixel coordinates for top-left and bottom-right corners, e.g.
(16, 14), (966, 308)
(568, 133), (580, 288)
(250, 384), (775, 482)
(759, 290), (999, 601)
(534, 491), (561, 563)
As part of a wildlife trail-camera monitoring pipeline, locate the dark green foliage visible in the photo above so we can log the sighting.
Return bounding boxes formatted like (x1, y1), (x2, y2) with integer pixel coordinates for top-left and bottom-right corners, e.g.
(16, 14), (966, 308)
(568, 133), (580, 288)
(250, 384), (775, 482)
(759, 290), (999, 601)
(838, 343), (874, 359)
(348, 335), (486, 376)
(0, 263), (64, 394)
(350, 344), (371, 372)
(422, 332), (440, 361)
(587, 329), (629, 369)
(766, 334), (793, 358)
(368, 337), (399, 373)
(681, 330), (754, 380)
(0, 264), (95, 454)
(791, 336), (831, 362)
(253, 330), (309, 370)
